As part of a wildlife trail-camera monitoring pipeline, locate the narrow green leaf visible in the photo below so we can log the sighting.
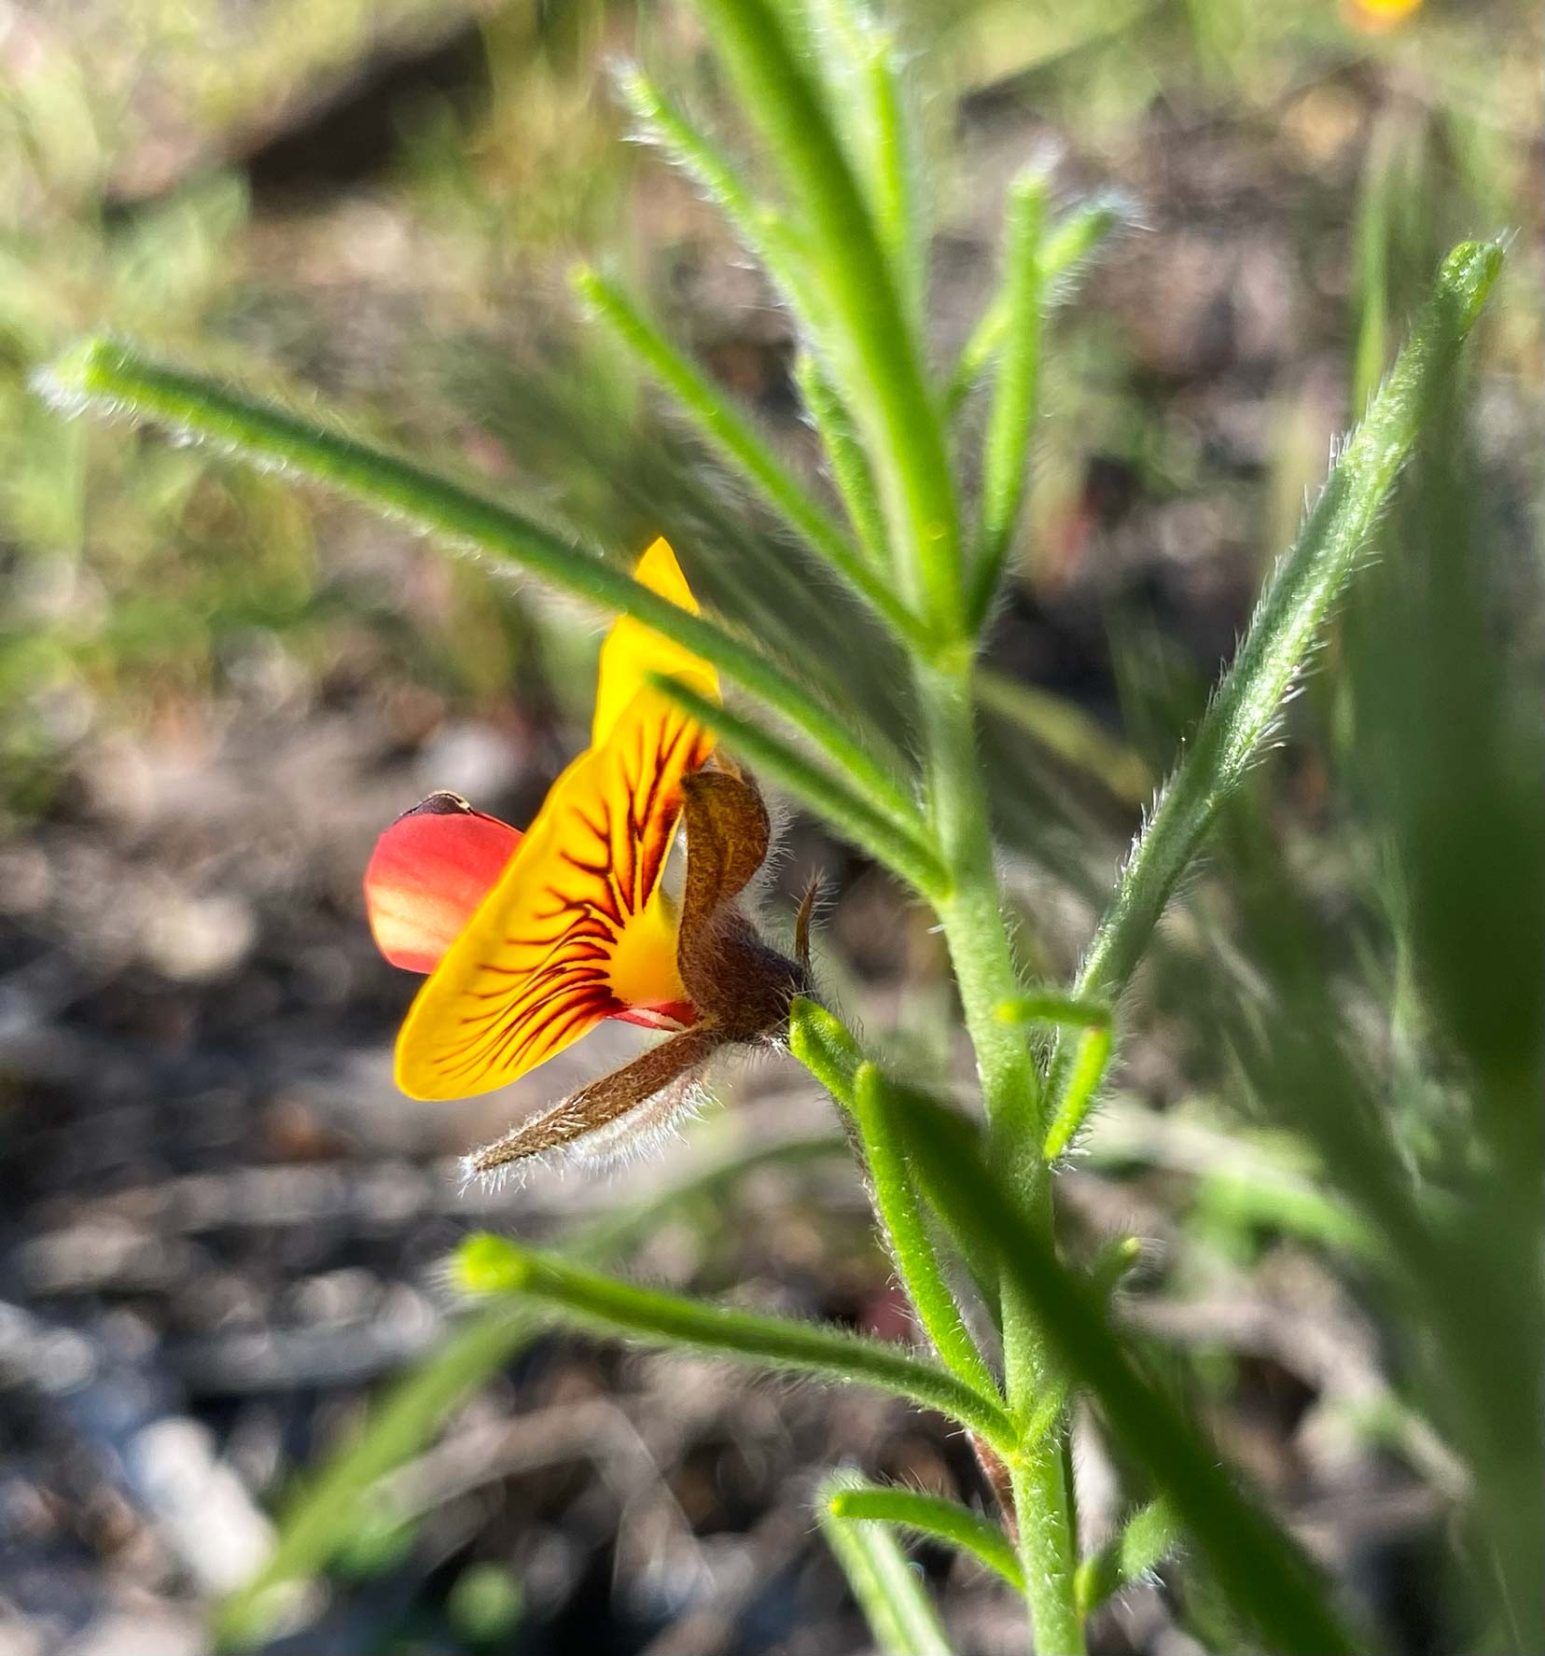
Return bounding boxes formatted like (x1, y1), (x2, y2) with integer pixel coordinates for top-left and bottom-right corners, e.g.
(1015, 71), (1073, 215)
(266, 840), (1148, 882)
(1075, 1498), (1182, 1615)
(794, 350), (890, 568)
(802, 0), (925, 327)
(574, 267), (927, 647)
(787, 1000), (1016, 1331)
(40, 339), (922, 833)
(784, 1008), (999, 1337)
(617, 66), (826, 334)
(1048, 238), (1505, 1146)
(889, 1088), (1361, 1656)
(1021, 1377), (1070, 1453)
(947, 193), (1128, 415)
(455, 1234), (1018, 1453)
(847, 1068), (1010, 1340)
(215, 1305), (538, 1646)
(818, 1471), (954, 1656)
(853, 1064), (998, 1397)
(995, 988), (1111, 1032)
(1043, 1025), (1114, 1161)
(1088, 1235), (1145, 1301)
(694, 0), (964, 633)
(973, 171), (1049, 624)
(652, 673), (945, 896)
(1352, 118), (1400, 413)
(617, 66), (896, 597)
(828, 1482), (1024, 1591)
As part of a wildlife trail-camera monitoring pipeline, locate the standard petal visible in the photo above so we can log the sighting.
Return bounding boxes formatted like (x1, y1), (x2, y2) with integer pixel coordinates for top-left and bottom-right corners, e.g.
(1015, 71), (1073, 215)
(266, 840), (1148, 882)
(591, 537), (720, 748)
(365, 793), (522, 974)
(395, 689), (714, 1101)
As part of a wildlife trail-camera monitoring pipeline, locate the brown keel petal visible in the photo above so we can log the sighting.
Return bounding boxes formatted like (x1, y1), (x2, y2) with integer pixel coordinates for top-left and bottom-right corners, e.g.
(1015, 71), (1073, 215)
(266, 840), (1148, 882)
(677, 770), (771, 949)
(676, 769), (808, 1040)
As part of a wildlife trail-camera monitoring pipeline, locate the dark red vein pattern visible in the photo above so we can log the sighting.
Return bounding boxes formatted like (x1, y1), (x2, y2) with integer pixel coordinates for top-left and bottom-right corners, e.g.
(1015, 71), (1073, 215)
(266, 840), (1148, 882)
(397, 693), (711, 1099)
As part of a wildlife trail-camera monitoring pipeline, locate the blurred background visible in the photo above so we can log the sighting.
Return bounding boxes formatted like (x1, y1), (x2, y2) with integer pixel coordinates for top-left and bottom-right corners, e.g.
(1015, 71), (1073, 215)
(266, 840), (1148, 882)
(1, 1), (1540, 1652)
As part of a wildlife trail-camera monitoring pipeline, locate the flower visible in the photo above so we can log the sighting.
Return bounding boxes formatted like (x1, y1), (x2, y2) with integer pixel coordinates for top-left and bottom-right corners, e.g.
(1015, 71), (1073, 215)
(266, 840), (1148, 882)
(364, 537), (809, 1173)
(1343, 0), (1422, 32)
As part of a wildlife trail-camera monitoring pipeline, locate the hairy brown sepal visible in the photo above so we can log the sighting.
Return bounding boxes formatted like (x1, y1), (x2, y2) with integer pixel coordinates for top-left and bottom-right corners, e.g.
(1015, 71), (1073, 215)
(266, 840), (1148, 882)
(465, 1025), (723, 1176)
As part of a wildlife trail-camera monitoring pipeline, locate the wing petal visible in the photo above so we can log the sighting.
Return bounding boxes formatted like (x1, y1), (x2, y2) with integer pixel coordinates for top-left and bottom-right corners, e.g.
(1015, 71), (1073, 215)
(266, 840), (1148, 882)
(395, 691), (713, 1101)
(365, 794), (522, 974)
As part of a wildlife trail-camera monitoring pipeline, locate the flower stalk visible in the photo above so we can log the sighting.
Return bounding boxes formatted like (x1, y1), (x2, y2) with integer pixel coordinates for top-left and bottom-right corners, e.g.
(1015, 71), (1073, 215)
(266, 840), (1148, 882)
(912, 659), (1085, 1652)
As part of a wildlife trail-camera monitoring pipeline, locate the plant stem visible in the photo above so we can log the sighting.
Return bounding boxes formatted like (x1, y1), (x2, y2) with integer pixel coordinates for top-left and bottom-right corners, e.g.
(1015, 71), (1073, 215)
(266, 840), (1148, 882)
(895, 1088), (1357, 1655)
(913, 661), (1085, 1654)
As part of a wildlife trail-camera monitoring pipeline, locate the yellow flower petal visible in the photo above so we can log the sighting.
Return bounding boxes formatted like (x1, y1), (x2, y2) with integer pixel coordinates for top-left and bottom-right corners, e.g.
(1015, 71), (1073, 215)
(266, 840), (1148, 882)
(394, 687), (712, 1101)
(592, 537), (719, 748)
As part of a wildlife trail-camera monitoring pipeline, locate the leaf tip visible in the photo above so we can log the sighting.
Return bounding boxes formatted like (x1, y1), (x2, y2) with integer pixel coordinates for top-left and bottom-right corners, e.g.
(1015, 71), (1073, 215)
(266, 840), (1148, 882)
(852, 1059), (882, 1107)
(31, 336), (120, 416)
(569, 261), (601, 302)
(454, 1232), (532, 1296)
(787, 995), (851, 1056)
(1438, 239), (1505, 329)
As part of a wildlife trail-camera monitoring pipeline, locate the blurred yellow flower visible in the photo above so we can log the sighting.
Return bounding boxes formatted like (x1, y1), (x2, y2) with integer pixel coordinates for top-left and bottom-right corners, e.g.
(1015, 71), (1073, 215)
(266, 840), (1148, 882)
(1344, 0), (1423, 33)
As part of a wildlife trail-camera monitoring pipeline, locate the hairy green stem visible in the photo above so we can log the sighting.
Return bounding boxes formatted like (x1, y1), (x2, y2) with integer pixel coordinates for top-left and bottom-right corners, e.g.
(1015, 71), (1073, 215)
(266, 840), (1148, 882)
(1046, 239), (1505, 1151)
(914, 662), (1084, 1654)
(894, 1091), (1357, 1654)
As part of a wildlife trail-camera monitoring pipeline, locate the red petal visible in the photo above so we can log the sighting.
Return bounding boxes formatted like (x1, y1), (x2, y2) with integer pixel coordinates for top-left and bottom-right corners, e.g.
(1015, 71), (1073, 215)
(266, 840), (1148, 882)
(365, 793), (522, 974)
(614, 1001), (698, 1031)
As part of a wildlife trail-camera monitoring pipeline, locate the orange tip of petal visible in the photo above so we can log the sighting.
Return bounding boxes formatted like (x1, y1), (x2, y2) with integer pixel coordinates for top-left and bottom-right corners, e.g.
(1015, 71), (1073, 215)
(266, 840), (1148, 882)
(364, 793), (522, 974)
(633, 536), (698, 609)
